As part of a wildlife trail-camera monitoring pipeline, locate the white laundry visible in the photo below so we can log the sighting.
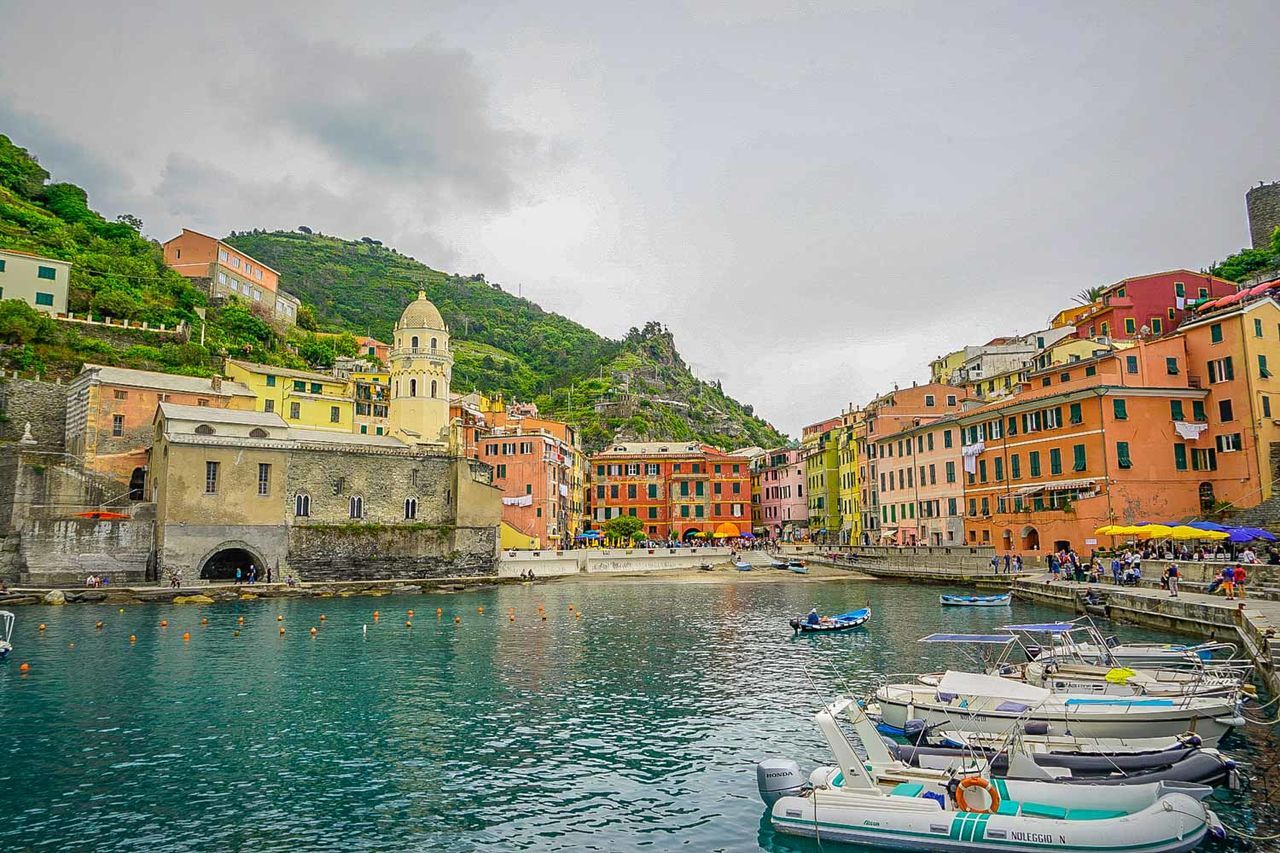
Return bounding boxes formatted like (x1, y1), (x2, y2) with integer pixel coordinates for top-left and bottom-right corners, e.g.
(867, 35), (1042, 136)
(1173, 421), (1208, 441)
(502, 494), (534, 507)
(961, 441), (985, 475)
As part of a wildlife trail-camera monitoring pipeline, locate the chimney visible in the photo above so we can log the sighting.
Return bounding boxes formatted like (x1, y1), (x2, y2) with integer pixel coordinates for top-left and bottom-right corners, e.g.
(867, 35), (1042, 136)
(211, 375), (223, 391)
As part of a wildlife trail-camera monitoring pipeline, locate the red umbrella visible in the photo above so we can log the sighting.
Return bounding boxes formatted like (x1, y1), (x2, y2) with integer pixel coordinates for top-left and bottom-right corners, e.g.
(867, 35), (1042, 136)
(1248, 280), (1277, 296)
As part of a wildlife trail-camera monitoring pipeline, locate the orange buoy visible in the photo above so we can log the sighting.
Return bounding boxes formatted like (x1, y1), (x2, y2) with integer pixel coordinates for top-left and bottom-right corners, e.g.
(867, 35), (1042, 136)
(319, 615), (326, 621)
(129, 634), (137, 643)
(95, 621), (104, 629)
(160, 620), (168, 628)
(237, 616), (245, 624)
(477, 606), (484, 615)
(373, 610), (381, 621)
(508, 607), (515, 614)
(277, 615), (283, 622)
(408, 609), (415, 617)
(575, 612), (582, 619)
(19, 662), (30, 673)
(38, 623), (46, 631)
(200, 617), (208, 626)
(454, 616), (461, 625)
(509, 615), (515, 622)
(182, 632), (190, 641)
(405, 620), (413, 628)
(436, 608), (443, 617)
(279, 626), (286, 635)
(310, 627), (318, 636)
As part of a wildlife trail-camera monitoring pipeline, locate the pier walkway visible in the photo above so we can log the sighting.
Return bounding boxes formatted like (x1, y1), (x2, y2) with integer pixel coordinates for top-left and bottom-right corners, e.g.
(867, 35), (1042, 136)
(1014, 576), (1280, 693)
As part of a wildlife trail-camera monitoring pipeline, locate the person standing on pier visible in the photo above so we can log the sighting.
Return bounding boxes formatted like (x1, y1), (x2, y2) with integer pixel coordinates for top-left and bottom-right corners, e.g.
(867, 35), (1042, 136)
(1167, 562), (1180, 597)
(1221, 565), (1235, 600)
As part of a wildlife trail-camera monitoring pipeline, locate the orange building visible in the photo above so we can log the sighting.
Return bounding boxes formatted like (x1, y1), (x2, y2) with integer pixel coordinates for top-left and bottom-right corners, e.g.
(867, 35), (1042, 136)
(355, 336), (391, 364)
(65, 364), (256, 489)
(162, 229), (300, 324)
(958, 336), (1243, 554)
(589, 442), (751, 540)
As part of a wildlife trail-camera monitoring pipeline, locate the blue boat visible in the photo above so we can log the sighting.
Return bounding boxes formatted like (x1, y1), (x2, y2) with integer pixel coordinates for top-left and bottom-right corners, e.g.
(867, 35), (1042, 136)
(734, 560), (751, 571)
(939, 592), (1011, 607)
(790, 606), (870, 634)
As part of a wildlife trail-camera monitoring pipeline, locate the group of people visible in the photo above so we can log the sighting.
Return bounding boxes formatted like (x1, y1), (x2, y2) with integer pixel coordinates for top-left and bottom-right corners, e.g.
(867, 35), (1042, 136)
(1205, 564), (1248, 599)
(83, 574), (110, 588)
(989, 554), (1025, 574)
(518, 568), (538, 581)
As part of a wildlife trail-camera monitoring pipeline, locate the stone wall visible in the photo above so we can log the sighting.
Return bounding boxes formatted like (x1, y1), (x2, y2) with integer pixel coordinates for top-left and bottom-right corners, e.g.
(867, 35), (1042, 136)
(19, 507), (153, 585)
(286, 448), (457, 526)
(498, 546), (733, 578)
(0, 377), (68, 449)
(286, 523), (497, 581)
(156, 523), (290, 584)
(1247, 181), (1280, 249)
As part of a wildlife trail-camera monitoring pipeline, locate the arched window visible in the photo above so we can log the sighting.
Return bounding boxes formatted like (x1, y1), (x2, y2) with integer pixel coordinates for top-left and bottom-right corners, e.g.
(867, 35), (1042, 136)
(295, 493), (310, 517)
(430, 337), (438, 351)
(404, 497), (417, 520)
(395, 380), (399, 396)
(349, 495), (363, 519)
(430, 380), (438, 397)
(194, 424), (215, 435)
(411, 335), (419, 349)
(409, 378), (417, 396)
(249, 427), (268, 438)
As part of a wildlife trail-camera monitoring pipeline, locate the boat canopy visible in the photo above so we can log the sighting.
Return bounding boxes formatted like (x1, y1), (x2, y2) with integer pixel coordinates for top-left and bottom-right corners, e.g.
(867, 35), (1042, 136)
(1002, 622), (1077, 633)
(936, 670), (1051, 703)
(919, 633), (1016, 644)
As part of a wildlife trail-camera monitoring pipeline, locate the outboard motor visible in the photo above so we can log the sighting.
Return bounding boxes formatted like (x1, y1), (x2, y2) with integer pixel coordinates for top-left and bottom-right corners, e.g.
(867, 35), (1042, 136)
(757, 759), (807, 806)
(903, 719), (929, 744)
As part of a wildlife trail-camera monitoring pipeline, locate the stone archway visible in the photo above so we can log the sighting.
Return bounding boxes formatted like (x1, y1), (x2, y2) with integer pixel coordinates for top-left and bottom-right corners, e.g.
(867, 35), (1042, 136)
(1021, 525), (1040, 551)
(197, 541), (270, 582)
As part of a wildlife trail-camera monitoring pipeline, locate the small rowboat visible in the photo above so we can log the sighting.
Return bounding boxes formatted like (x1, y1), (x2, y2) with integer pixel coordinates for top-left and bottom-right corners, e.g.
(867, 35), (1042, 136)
(734, 560), (751, 571)
(788, 563), (808, 574)
(940, 593), (1011, 607)
(790, 606), (870, 634)
(769, 559), (789, 569)
(0, 610), (12, 659)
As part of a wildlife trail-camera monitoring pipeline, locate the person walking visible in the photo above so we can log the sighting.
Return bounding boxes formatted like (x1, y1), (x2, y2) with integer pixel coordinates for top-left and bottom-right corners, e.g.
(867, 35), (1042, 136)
(1235, 564), (1248, 598)
(1221, 564), (1235, 600)
(1167, 562), (1180, 598)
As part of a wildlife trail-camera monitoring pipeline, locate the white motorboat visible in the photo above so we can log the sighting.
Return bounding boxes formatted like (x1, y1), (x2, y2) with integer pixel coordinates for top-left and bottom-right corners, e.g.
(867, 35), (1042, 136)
(0, 610), (12, 659)
(875, 671), (1244, 746)
(1005, 621), (1244, 673)
(759, 697), (1223, 852)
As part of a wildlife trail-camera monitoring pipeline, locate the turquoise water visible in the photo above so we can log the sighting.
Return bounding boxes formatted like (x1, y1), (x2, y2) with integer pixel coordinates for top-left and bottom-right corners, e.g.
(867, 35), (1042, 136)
(0, 578), (1274, 851)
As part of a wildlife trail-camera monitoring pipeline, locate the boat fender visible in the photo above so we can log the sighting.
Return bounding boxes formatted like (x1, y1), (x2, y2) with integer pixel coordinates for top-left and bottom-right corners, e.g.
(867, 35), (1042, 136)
(757, 759), (807, 807)
(1023, 721), (1051, 736)
(956, 776), (1000, 814)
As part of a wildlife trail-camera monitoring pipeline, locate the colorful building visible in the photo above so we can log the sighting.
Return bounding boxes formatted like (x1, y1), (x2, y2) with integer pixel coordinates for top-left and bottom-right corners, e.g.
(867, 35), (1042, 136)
(0, 248), (70, 314)
(589, 442), (751, 540)
(865, 384), (968, 545)
(1071, 270), (1236, 341)
(355, 336), (391, 365)
(802, 418), (841, 543)
(350, 368), (391, 436)
(225, 359), (354, 432)
(387, 291), (453, 447)
(161, 229), (300, 324)
(958, 336), (1242, 554)
(759, 447), (808, 540)
(837, 409), (863, 545)
(65, 364), (255, 487)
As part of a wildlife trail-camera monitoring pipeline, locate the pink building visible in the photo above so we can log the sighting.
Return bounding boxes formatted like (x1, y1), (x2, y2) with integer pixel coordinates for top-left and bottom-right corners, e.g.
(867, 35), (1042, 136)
(758, 447), (808, 540)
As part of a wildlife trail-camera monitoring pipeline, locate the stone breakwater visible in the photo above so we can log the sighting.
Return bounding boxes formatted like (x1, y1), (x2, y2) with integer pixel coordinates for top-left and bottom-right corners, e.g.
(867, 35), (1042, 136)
(0, 577), (506, 607)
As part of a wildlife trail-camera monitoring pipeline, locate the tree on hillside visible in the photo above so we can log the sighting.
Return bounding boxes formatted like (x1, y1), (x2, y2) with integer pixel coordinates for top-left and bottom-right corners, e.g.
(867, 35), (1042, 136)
(603, 515), (645, 543)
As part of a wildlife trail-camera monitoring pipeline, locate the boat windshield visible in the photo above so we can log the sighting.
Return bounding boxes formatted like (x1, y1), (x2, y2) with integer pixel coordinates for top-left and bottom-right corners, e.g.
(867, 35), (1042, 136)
(918, 633), (1017, 645)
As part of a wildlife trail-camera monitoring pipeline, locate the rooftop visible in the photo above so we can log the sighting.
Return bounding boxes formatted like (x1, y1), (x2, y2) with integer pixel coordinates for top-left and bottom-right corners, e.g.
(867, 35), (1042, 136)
(82, 364), (255, 397)
(0, 247), (72, 264)
(157, 402), (287, 427)
(164, 228), (281, 276)
(226, 359), (345, 384)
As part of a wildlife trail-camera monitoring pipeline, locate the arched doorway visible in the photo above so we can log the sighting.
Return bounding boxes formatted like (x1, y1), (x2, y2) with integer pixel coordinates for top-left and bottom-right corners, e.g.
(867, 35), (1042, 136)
(1199, 483), (1216, 513)
(1021, 525), (1040, 550)
(199, 547), (261, 581)
(682, 528), (702, 540)
(1001, 529), (1013, 551)
(128, 466), (146, 501)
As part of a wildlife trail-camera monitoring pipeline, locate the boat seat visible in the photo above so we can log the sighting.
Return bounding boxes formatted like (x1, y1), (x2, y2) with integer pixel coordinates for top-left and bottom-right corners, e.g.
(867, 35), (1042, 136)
(890, 782), (924, 798)
(995, 800), (1021, 816)
(1020, 802), (1069, 820)
(1066, 809), (1128, 821)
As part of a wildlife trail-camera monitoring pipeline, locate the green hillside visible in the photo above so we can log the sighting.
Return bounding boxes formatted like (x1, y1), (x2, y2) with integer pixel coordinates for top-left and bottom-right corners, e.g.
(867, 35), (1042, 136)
(227, 230), (786, 451)
(0, 134), (359, 378)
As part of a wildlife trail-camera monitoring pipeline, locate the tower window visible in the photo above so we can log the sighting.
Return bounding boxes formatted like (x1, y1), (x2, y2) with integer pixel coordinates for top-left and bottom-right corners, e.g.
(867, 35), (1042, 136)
(411, 335), (419, 349)
(349, 496), (364, 519)
(409, 378), (417, 396)
(404, 498), (417, 520)
(431, 380), (438, 397)
(430, 337), (438, 351)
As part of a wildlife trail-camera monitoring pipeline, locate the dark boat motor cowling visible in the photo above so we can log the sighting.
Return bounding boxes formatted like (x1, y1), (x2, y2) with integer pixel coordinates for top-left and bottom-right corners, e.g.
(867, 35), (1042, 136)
(757, 759), (807, 806)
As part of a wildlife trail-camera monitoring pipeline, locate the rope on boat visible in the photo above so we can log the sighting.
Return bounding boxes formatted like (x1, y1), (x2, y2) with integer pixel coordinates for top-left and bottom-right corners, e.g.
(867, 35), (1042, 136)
(1167, 806), (1280, 842)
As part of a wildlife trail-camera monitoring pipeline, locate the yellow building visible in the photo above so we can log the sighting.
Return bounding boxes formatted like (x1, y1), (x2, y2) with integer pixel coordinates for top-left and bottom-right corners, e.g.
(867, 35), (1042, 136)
(350, 368), (391, 436)
(225, 359), (354, 432)
(802, 417), (842, 543)
(929, 348), (969, 385)
(837, 409), (863, 546)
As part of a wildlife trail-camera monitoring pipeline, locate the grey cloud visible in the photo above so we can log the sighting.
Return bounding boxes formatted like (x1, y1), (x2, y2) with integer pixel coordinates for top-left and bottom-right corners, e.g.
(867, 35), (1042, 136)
(243, 37), (543, 210)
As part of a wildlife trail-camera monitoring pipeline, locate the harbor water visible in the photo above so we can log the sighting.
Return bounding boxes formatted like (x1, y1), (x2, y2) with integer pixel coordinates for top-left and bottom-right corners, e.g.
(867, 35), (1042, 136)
(1, 577), (1275, 851)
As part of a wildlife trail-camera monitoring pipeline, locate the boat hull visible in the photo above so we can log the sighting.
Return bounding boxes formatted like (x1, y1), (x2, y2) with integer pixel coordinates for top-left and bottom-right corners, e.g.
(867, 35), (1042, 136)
(876, 689), (1239, 746)
(771, 792), (1210, 853)
(940, 594), (1011, 606)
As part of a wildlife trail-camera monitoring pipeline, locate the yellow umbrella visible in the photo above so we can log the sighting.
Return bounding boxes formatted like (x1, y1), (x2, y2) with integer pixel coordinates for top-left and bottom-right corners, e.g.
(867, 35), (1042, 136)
(1095, 524), (1143, 535)
(1135, 524), (1175, 539)
(1167, 526), (1228, 540)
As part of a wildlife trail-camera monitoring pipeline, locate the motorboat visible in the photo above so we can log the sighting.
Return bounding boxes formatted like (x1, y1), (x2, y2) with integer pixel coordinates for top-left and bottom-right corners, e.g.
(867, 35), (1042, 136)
(941, 593), (1011, 606)
(935, 730), (1202, 755)
(789, 607), (870, 634)
(733, 560), (751, 571)
(769, 558), (790, 569)
(874, 670), (1244, 746)
(0, 610), (12, 659)
(1005, 621), (1244, 673)
(758, 697), (1223, 852)
(1018, 659), (1245, 700)
(788, 563), (808, 575)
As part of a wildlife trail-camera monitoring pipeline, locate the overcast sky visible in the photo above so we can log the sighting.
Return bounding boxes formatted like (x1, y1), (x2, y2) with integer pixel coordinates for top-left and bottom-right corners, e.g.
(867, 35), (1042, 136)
(2, 1), (1278, 436)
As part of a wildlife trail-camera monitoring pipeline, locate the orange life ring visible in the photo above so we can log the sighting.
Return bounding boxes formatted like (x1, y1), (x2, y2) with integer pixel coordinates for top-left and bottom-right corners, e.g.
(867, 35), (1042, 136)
(956, 776), (1000, 814)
